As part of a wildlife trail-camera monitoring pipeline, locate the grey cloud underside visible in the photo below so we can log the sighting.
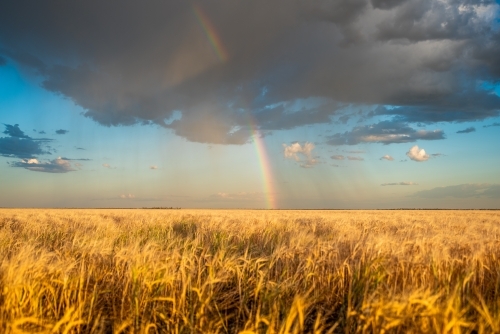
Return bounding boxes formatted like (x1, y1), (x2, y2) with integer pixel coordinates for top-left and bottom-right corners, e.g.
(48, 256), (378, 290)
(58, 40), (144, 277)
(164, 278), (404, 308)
(9, 158), (75, 173)
(55, 129), (69, 135)
(0, 124), (52, 159)
(0, 124), (88, 173)
(1, 0), (499, 144)
(456, 126), (476, 133)
(326, 120), (445, 145)
(411, 183), (500, 198)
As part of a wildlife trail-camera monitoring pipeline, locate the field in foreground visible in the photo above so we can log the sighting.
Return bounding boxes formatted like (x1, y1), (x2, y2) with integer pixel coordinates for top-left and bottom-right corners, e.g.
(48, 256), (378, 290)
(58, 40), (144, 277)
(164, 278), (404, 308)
(1, 209), (500, 333)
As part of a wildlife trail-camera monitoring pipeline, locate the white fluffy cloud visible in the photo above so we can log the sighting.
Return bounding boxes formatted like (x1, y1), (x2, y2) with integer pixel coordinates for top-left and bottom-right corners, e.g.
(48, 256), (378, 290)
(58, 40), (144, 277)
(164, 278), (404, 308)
(380, 155), (394, 161)
(283, 142), (318, 168)
(406, 145), (430, 162)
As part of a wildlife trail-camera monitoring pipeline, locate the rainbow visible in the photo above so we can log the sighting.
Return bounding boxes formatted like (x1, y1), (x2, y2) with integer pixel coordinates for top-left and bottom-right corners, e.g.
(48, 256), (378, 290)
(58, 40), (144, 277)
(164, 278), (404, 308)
(247, 117), (277, 209)
(192, 4), (229, 62)
(192, 4), (276, 209)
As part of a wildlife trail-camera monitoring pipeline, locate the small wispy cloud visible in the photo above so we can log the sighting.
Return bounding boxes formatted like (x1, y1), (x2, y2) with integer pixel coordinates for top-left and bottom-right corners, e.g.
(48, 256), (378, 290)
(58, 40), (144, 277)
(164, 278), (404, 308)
(55, 129), (69, 135)
(347, 156), (363, 161)
(456, 127), (475, 134)
(381, 182), (418, 186)
(380, 155), (394, 161)
(102, 163), (115, 169)
(344, 150), (365, 154)
(411, 183), (500, 198)
(119, 194), (135, 199)
(331, 155), (345, 160)
(210, 191), (264, 201)
(326, 120), (445, 145)
(483, 122), (500, 128)
(150, 165), (158, 170)
(406, 145), (429, 162)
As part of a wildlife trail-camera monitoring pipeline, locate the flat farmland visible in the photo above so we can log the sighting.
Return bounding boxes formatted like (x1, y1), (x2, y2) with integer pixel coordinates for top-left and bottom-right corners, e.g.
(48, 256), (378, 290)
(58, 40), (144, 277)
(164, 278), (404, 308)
(0, 209), (499, 333)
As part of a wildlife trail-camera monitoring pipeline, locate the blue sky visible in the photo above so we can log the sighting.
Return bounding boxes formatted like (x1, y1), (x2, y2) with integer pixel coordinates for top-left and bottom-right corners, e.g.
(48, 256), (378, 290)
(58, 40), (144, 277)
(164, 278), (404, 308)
(1, 0), (500, 208)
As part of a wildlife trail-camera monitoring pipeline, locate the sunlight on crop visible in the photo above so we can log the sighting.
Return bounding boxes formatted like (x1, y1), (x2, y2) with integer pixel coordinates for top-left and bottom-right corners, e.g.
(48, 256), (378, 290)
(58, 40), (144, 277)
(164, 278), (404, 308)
(0, 209), (499, 333)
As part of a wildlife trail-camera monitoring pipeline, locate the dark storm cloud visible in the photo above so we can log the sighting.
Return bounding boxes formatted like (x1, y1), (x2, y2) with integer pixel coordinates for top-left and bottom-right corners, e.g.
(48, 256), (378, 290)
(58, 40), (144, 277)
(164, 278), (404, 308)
(373, 89), (500, 123)
(411, 183), (500, 198)
(0, 56), (6, 66)
(375, 0), (493, 42)
(371, 0), (410, 10)
(326, 120), (445, 145)
(0, 124), (52, 158)
(456, 127), (476, 134)
(1, 0), (499, 144)
(55, 129), (69, 135)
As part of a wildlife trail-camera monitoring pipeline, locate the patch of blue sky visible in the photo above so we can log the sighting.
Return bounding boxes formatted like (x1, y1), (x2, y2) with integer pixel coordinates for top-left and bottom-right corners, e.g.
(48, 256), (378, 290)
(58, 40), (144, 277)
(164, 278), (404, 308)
(478, 81), (500, 96)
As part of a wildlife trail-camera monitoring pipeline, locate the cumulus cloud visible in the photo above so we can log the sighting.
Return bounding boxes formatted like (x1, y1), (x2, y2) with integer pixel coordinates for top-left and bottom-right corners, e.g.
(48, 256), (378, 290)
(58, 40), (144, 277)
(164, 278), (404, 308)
(331, 155), (345, 160)
(381, 181), (418, 186)
(411, 183), (500, 198)
(456, 127), (475, 134)
(326, 120), (445, 145)
(406, 145), (430, 162)
(9, 157), (75, 173)
(380, 154), (394, 161)
(283, 142), (319, 168)
(55, 129), (69, 135)
(1, 1), (499, 144)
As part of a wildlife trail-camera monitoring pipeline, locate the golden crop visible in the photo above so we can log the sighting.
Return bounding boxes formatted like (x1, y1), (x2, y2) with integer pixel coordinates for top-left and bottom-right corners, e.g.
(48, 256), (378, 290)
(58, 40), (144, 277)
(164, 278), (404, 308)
(0, 209), (499, 333)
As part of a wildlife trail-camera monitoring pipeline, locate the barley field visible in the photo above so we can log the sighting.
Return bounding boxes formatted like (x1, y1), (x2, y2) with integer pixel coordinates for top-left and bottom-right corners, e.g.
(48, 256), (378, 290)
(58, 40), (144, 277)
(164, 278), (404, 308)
(0, 209), (499, 333)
